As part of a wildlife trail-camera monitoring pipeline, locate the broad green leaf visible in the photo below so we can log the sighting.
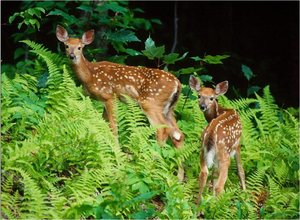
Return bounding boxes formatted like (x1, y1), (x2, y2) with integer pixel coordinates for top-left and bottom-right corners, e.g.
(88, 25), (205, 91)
(9, 13), (20, 24)
(200, 74), (213, 82)
(123, 48), (141, 56)
(35, 7), (45, 13)
(47, 9), (77, 24)
(178, 52), (189, 61)
(27, 8), (36, 16)
(14, 48), (25, 60)
(163, 53), (179, 64)
(17, 22), (23, 30)
(144, 36), (155, 50)
(142, 45), (165, 60)
(102, 1), (128, 14)
(105, 29), (140, 43)
(190, 56), (201, 62)
(201, 54), (230, 64)
(242, 64), (254, 81)
(28, 19), (37, 25)
(179, 67), (203, 74)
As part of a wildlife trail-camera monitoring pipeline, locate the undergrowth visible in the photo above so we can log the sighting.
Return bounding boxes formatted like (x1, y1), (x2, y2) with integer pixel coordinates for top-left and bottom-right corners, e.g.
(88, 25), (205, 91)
(1, 41), (299, 219)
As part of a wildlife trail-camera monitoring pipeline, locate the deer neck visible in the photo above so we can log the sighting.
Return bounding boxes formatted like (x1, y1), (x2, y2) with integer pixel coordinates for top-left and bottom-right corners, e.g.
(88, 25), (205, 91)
(204, 101), (225, 123)
(71, 55), (92, 84)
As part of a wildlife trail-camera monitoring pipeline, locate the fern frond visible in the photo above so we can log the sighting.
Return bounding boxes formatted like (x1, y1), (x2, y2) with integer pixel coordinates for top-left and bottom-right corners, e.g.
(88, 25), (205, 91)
(255, 86), (280, 134)
(117, 96), (149, 145)
(4, 167), (50, 219)
(21, 40), (68, 68)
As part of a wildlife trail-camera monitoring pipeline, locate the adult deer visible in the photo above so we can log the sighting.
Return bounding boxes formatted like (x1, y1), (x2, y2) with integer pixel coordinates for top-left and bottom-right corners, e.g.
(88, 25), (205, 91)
(56, 25), (184, 148)
(189, 76), (246, 205)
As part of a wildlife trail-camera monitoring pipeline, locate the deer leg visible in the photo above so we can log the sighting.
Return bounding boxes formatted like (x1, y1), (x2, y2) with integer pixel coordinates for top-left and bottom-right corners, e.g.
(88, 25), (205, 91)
(197, 148), (208, 206)
(164, 110), (185, 181)
(212, 166), (219, 191)
(165, 110), (184, 148)
(142, 109), (169, 145)
(214, 157), (230, 196)
(104, 99), (118, 136)
(142, 102), (185, 180)
(235, 145), (246, 190)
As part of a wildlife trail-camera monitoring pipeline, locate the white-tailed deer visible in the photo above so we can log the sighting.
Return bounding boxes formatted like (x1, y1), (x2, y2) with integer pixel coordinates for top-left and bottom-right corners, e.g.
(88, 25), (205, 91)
(189, 75), (246, 205)
(56, 25), (184, 149)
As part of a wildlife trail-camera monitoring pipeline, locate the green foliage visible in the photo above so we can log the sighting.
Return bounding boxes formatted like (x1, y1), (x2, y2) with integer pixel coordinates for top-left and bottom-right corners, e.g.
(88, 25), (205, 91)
(191, 54), (230, 64)
(9, 7), (45, 30)
(8, 1), (159, 61)
(1, 40), (299, 219)
(3, 1), (299, 218)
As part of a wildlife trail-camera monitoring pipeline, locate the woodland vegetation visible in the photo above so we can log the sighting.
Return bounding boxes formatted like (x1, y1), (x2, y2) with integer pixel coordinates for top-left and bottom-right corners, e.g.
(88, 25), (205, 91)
(1, 1), (299, 219)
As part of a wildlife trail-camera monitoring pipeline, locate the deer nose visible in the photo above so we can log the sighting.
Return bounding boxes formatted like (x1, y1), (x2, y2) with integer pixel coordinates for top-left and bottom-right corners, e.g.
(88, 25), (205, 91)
(69, 53), (76, 60)
(200, 104), (207, 111)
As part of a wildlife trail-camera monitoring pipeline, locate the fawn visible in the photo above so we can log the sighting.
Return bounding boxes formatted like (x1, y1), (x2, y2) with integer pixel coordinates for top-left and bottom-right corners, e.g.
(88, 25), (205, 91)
(56, 25), (184, 155)
(189, 75), (246, 204)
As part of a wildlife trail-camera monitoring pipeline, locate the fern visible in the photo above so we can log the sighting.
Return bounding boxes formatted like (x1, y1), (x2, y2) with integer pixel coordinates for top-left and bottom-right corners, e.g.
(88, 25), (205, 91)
(1, 168), (50, 219)
(264, 175), (299, 219)
(2, 41), (299, 219)
(255, 86), (281, 135)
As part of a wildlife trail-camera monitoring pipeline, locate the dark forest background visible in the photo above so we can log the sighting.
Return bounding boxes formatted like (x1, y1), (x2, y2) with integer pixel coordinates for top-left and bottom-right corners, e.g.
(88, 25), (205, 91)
(2, 1), (299, 107)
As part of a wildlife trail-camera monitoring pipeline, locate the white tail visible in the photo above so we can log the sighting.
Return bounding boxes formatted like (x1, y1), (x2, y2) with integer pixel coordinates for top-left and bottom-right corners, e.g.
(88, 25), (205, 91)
(189, 75), (246, 205)
(56, 25), (184, 149)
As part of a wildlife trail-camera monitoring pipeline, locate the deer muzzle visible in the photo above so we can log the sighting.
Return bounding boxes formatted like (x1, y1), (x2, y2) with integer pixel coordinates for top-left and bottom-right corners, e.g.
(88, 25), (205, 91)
(200, 104), (207, 111)
(69, 53), (76, 60)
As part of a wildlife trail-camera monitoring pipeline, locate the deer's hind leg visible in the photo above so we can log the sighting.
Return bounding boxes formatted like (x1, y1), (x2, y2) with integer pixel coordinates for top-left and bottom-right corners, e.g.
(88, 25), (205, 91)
(235, 144), (246, 190)
(197, 148), (209, 205)
(140, 101), (169, 145)
(214, 146), (230, 196)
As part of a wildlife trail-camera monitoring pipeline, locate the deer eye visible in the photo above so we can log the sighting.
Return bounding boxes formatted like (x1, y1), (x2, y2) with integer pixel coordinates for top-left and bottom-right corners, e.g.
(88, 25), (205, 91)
(78, 47), (81, 50)
(210, 97), (214, 101)
(65, 45), (69, 49)
(198, 95), (201, 99)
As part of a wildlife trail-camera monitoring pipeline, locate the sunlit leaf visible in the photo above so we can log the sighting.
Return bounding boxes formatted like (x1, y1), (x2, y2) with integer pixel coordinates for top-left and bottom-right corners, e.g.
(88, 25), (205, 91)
(144, 36), (155, 50)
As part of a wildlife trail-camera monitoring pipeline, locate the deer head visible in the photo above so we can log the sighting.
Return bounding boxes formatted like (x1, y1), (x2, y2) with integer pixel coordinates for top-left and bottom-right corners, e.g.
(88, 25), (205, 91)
(56, 25), (94, 64)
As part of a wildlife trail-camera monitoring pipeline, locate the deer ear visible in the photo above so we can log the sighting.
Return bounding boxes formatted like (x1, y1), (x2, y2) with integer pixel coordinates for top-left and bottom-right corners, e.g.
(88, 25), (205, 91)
(189, 75), (201, 92)
(215, 81), (228, 96)
(56, 25), (69, 42)
(82, 30), (94, 45)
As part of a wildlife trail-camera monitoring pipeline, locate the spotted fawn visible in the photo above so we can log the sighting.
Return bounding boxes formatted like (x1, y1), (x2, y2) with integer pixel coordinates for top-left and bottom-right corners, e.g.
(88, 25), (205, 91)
(189, 75), (246, 205)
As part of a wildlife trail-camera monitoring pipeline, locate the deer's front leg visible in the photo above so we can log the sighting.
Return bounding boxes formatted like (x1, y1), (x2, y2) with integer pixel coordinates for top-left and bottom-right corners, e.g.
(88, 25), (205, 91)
(104, 99), (118, 136)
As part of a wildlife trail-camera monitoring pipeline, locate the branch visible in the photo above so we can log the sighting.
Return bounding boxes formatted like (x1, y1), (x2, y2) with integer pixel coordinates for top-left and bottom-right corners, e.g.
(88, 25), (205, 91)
(171, 1), (178, 53)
